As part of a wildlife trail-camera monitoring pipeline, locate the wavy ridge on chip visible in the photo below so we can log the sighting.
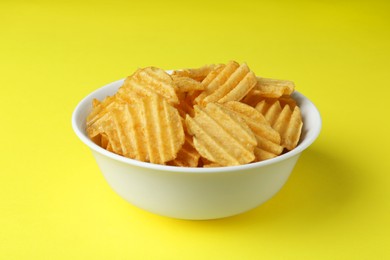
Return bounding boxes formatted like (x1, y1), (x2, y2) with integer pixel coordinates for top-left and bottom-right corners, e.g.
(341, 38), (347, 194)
(86, 96), (118, 130)
(221, 101), (283, 161)
(256, 100), (303, 150)
(195, 61), (257, 106)
(167, 135), (200, 167)
(185, 103), (257, 166)
(87, 95), (184, 164)
(118, 67), (179, 105)
(252, 77), (295, 98)
(172, 64), (219, 82)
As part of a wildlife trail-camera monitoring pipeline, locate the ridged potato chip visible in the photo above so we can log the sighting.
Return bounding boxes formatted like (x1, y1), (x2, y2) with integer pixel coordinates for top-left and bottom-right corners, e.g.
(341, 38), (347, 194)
(86, 96), (117, 129)
(87, 95), (184, 164)
(253, 77), (295, 98)
(167, 135), (200, 167)
(256, 100), (303, 150)
(221, 101), (283, 161)
(195, 61), (257, 106)
(176, 97), (195, 118)
(118, 67), (179, 105)
(172, 64), (220, 82)
(172, 75), (204, 93)
(185, 103), (257, 166)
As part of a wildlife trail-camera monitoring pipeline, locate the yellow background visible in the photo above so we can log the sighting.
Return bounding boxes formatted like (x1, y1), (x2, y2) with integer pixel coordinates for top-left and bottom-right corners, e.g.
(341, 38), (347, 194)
(1, 0), (389, 259)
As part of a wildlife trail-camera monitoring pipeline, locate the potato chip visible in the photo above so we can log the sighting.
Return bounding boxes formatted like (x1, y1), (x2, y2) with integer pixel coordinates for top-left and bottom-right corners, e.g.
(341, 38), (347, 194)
(88, 95), (184, 164)
(172, 75), (204, 93)
(118, 67), (179, 105)
(92, 98), (101, 108)
(221, 101), (283, 161)
(100, 133), (109, 149)
(241, 89), (265, 107)
(203, 162), (223, 168)
(182, 64), (226, 105)
(167, 135), (200, 167)
(256, 100), (303, 150)
(199, 157), (213, 167)
(185, 102), (256, 166)
(98, 114), (124, 155)
(86, 95), (118, 129)
(246, 94), (297, 109)
(273, 106), (303, 150)
(195, 61), (257, 106)
(172, 64), (220, 82)
(106, 140), (114, 152)
(255, 99), (283, 125)
(199, 64), (226, 86)
(279, 95), (297, 109)
(176, 97), (195, 118)
(253, 77), (295, 98)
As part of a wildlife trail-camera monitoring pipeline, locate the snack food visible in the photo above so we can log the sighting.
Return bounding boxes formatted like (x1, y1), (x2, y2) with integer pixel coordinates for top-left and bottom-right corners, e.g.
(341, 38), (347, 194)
(194, 61), (257, 106)
(256, 99), (303, 150)
(86, 61), (303, 167)
(185, 103), (257, 166)
(221, 101), (284, 162)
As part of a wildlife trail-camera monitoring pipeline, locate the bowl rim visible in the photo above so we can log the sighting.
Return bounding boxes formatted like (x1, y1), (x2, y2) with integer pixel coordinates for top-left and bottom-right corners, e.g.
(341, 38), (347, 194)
(72, 78), (322, 173)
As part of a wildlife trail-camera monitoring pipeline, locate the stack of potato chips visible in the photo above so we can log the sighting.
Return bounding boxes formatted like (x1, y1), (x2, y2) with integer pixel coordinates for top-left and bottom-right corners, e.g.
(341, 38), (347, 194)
(86, 61), (303, 167)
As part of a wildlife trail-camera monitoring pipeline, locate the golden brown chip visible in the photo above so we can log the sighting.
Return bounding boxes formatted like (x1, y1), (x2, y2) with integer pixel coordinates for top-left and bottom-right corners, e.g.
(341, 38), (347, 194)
(241, 89), (265, 107)
(106, 141), (114, 152)
(89, 95), (185, 164)
(98, 115), (124, 155)
(256, 100), (303, 150)
(140, 95), (185, 163)
(167, 135), (200, 167)
(255, 99), (283, 125)
(273, 106), (303, 150)
(253, 77), (295, 98)
(100, 133), (110, 149)
(199, 157), (213, 167)
(221, 101), (283, 161)
(176, 97), (195, 118)
(185, 102), (257, 166)
(279, 95), (297, 109)
(172, 75), (204, 92)
(243, 92), (298, 108)
(195, 61), (257, 106)
(86, 95), (118, 129)
(118, 67), (179, 105)
(92, 98), (101, 108)
(172, 64), (220, 82)
(203, 162), (223, 168)
(199, 64), (226, 86)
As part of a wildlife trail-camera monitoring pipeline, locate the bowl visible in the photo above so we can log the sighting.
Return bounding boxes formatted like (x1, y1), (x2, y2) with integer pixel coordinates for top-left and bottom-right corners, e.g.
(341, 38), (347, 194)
(72, 78), (322, 220)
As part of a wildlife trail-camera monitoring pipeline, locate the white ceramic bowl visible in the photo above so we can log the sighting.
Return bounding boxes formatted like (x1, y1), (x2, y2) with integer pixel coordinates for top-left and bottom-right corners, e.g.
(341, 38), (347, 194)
(72, 78), (322, 220)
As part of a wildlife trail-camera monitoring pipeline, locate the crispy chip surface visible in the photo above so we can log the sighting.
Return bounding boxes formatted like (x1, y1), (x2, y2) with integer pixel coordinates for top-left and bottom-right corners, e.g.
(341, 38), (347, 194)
(167, 135), (200, 167)
(172, 64), (219, 82)
(221, 101), (283, 161)
(88, 95), (184, 164)
(195, 61), (257, 106)
(86, 96), (117, 129)
(118, 67), (179, 105)
(172, 75), (204, 92)
(253, 77), (295, 98)
(185, 102), (257, 166)
(256, 100), (303, 150)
